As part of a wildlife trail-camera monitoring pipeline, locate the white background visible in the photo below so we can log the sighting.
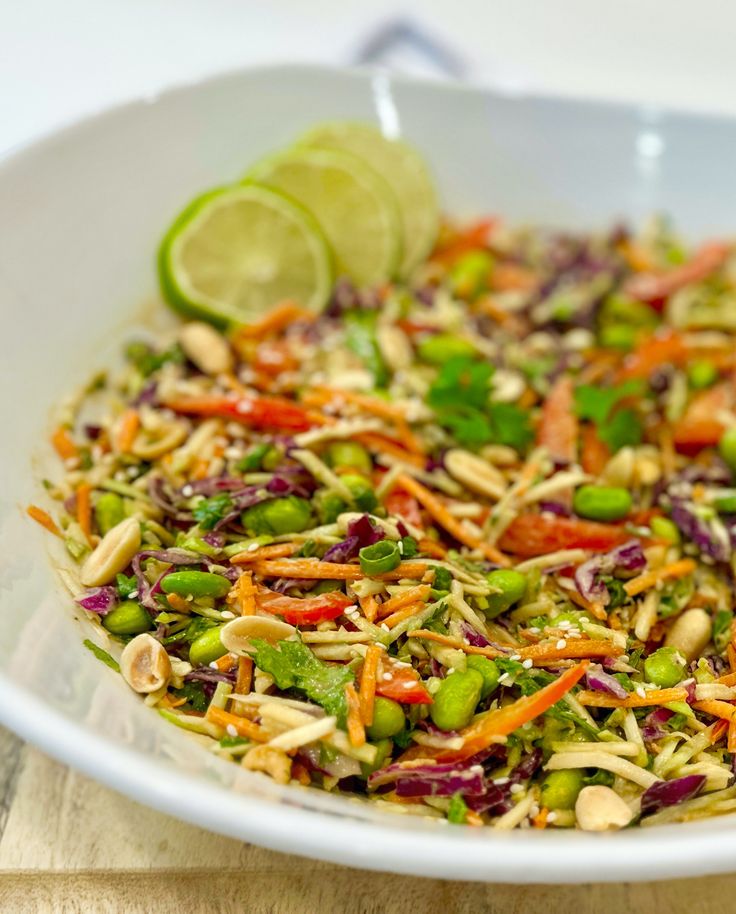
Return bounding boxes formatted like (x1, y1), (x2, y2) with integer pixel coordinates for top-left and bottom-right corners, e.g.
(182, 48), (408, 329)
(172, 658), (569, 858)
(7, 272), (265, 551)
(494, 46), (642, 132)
(2, 0), (735, 156)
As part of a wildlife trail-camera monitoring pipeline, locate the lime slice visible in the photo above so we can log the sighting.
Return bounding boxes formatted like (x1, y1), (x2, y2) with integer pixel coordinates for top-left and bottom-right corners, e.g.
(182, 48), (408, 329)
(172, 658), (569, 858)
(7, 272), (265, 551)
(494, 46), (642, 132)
(245, 148), (401, 287)
(300, 122), (440, 278)
(158, 184), (332, 326)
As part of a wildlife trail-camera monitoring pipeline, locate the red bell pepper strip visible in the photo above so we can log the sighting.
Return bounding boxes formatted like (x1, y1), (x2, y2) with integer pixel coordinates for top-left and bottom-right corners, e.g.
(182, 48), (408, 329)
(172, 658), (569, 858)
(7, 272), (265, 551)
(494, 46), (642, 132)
(537, 376), (578, 465)
(499, 513), (630, 557)
(384, 489), (424, 529)
(164, 394), (316, 432)
(617, 329), (688, 381)
(672, 382), (733, 455)
(624, 241), (730, 310)
(375, 658), (433, 705)
(434, 662), (589, 762)
(255, 587), (353, 626)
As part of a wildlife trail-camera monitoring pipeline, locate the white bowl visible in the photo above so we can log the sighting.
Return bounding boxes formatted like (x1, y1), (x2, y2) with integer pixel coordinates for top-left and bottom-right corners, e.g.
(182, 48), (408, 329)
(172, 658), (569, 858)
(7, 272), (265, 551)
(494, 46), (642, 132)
(2, 64), (735, 883)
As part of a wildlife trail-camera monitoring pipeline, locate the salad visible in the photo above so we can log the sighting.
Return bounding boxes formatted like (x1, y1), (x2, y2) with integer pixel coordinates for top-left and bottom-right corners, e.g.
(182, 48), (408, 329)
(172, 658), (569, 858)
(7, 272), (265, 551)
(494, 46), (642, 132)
(29, 123), (736, 832)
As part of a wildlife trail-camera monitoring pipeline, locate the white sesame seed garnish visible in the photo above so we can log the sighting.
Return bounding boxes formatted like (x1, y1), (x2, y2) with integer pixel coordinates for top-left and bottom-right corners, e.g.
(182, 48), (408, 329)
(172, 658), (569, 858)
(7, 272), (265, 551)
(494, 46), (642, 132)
(236, 399), (254, 415)
(380, 623), (390, 632)
(382, 673), (392, 681)
(221, 610), (236, 620)
(547, 811), (557, 823)
(498, 673), (510, 684)
(402, 680), (416, 689)
(493, 777), (510, 786)
(446, 668), (455, 675)
(246, 541), (260, 552)
(522, 658), (533, 669)
(127, 590), (139, 600)
(510, 783), (524, 794)
(209, 661), (219, 669)
(635, 686), (646, 698)
(225, 724), (238, 737)
(528, 627), (540, 634)
(557, 620), (571, 629)
(181, 485), (194, 497)
(556, 639), (567, 650)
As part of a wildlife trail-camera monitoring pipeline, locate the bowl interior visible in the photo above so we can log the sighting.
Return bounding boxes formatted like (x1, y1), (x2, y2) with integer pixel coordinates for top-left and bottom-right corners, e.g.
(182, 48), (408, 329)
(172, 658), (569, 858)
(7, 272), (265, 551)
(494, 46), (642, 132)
(2, 65), (736, 883)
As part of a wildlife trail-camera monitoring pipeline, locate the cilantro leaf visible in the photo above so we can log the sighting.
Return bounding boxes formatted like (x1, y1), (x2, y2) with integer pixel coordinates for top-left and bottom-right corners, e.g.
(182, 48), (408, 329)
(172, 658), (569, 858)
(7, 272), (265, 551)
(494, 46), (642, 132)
(116, 573), (138, 599)
(597, 408), (642, 451)
(175, 681), (208, 712)
(427, 357), (494, 411)
(251, 639), (354, 725)
(433, 406), (493, 449)
(574, 380), (643, 452)
(193, 493), (233, 531)
(487, 402), (534, 451)
(447, 793), (469, 824)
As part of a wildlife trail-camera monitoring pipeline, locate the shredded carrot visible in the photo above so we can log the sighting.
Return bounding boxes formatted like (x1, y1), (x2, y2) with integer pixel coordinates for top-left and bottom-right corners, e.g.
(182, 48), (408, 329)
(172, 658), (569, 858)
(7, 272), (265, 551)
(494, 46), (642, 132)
(230, 543), (297, 564)
(532, 807), (550, 829)
(580, 423), (611, 477)
(566, 588), (608, 621)
(311, 386), (410, 423)
(51, 426), (78, 461)
(345, 682), (366, 748)
(692, 699), (736, 721)
(189, 456), (211, 481)
(430, 218), (495, 265)
(250, 558), (429, 581)
(407, 629), (621, 663)
(76, 483), (93, 545)
(490, 263), (537, 292)
(356, 432), (426, 469)
(417, 539), (447, 559)
(26, 505), (61, 537)
(229, 570), (257, 616)
(394, 473), (510, 566)
(359, 644), (381, 726)
(578, 687), (689, 708)
(160, 694), (187, 709)
(711, 719), (729, 745)
(214, 653), (238, 673)
(728, 718), (736, 753)
(465, 810), (485, 827)
(359, 593), (379, 624)
(727, 644), (736, 673)
(232, 300), (315, 341)
(166, 593), (190, 612)
(618, 239), (655, 273)
(382, 601), (426, 629)
(717, 671), (736, 687)
(377, 584), (432, 619)
(624, 559), (697, 597)
(206, 706), (268, 741)
(291, 761), (312, 786)
(392, 418), (426, 456)
(235, 657), (254, 698)
(115, 408), (140, 454)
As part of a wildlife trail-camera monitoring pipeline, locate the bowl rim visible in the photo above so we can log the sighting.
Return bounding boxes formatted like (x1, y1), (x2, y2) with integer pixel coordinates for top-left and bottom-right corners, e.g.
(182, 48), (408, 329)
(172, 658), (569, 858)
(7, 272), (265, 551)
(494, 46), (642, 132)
(4, 62), (736, 884)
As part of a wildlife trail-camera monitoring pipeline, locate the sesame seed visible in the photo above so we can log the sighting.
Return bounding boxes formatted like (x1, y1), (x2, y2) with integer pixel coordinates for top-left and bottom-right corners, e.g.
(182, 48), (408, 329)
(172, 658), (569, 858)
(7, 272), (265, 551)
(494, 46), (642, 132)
(127, 590), (139, 600)
(221, 610), (236, 620)
(493, 777), (510, 786)
(557, 620), (571, 629)
(181, 485), (194, 497)
(556, 639), (567, 650)
(547, 811), (557, 823)
(225, 724), (238, 737)
(522, 659), (533, 669)
(402, 680), (416, 690)
(528, 627), (540, 634)
(509, 654), (521, 661)
(209, 661), (219, 669)
(382, 673), (392, 681)
(635, 686), (646, 698)
(510, 783), (524, 794)
(236, 399), (254, 415)
(498, 673), (510, 684)
(246, 542), (260, 552)
(446, 668), (455, 675)
(380, 623), (390, 632)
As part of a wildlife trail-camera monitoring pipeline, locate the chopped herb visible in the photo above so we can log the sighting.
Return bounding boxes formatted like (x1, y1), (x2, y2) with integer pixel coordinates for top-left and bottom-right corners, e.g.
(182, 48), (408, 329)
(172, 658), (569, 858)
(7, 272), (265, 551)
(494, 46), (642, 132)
(713, 610), (733, 653)
(428, 357), (494, 411)
(251, 639), (354, 725)
(192, 493), (233, 531)
(447, 792), (469, 824)
(400, 535), (419, 558)
(116, 573), (138, 599)
(574, 380), (644, 452)
(176, 681), (208, 712)
(432, 567), (452, 592)
(125, 341), (183, 377)
(486, 402), (534, 452)
(83, 639), (120, 672)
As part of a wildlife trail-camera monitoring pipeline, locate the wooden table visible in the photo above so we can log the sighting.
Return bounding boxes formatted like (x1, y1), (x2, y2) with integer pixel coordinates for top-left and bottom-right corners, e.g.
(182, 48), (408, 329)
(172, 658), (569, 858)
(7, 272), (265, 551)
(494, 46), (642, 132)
(0, 726), (733, 913)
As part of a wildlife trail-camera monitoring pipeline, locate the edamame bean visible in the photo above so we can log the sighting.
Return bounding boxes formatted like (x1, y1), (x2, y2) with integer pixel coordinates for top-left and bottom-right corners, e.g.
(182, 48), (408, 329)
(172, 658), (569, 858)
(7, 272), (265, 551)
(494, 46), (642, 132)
(161, 570), (232, 599)
(430, 669), (484, 732)
(573, 485), (632, 521)
(360, 738), (393, 778)
(644, 646), (686, 688)
(189, 625), (227, 666)
(417, 333), (478, 366)
(485, 569), (527, 619)
(325, 441), (372, 474)
(94, 492), (125, 536)
(715, 493), (736, 514)
(366, 697), (406, 740)
(541, 769), (585, 810)
(341, 474), (378, 513)
(719, 428), (736, 474)
(314, 490), (347, 525)
(466, 655), (500, 698)
(102, 601), (152, 635)
(688, 360), (718, 390)
(242, 496), (312, 536)
(650, 516), (681, 543)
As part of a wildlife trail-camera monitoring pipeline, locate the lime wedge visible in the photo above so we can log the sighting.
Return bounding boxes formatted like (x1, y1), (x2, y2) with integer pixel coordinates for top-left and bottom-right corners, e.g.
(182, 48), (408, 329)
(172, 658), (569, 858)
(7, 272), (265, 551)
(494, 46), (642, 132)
(299, 122), (440, 278)
(245, 148), (401, 287)
(158, 185), (332, 326)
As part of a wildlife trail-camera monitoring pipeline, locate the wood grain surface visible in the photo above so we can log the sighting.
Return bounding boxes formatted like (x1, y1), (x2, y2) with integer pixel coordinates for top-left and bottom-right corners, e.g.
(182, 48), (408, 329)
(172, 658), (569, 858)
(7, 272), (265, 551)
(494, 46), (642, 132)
(0, 726), (733, 913)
